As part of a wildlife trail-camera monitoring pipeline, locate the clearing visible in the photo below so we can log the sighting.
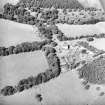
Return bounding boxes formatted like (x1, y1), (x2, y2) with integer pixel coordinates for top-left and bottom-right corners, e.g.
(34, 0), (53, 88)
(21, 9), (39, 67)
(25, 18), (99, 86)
(0, 19), (41, 47)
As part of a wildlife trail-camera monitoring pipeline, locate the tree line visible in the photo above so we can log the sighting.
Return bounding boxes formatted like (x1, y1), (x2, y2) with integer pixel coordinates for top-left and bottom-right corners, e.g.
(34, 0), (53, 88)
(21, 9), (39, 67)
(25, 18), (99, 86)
(17, 0), (83, 9)
(2, 3), (37, 25)
(0, 40), (52, 56)
(56, 29), (105, 41)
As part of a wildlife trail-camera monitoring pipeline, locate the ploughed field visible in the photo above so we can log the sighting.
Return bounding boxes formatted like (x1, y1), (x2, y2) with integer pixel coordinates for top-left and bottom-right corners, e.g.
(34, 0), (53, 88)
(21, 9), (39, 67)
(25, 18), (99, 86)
(0, 51), (49, 90)
(0, 19), (41, 47)
(78, 55), (105, 84)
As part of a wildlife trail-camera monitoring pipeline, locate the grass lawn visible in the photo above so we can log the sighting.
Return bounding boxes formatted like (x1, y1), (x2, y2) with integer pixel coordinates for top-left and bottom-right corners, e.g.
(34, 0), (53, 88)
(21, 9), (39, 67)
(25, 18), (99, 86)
(89, 38), (105, 51)
(0, 70), (100, 105)
(56, 23), (105, 37)
(0, 51), (49, 90)
(0, 19), (41, 47)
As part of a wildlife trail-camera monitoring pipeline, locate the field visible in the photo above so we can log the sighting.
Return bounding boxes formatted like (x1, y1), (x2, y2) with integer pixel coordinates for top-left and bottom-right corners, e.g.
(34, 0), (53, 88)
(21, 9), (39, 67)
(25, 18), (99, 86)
(0, 19), (41, 47)
(0, 51), (49, 90)
(78, 0), (103, 10)
(57, 22), (105, 37)
(89, 38), (105, 51)
(0, 70), (102, 105)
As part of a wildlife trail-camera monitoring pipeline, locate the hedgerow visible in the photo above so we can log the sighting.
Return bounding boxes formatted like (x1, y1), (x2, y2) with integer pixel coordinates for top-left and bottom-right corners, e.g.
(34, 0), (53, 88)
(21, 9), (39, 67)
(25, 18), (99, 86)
(0, 47), (61, 96)
(56, 30), (105, 41)
(0, 40), (51, 56)
(78, 41), (105, 55)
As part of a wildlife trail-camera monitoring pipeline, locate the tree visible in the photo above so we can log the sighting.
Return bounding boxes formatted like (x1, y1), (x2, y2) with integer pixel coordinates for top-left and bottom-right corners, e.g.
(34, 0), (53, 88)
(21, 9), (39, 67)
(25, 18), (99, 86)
(81, 49), (87, 54)
(4, 48), (9, 56)
(17, 78), (29, 92)
(8, 46), (15, 54)
(87, 37), (94, 42)
(0, 47), (6, 56)
(36, 94), (43, 102)
(35, 73), (43, 85)
(84, 85), (90, 90)
(44, 69), (54, 81)
(0, 13), (2, 18)
(0, 86), (16, 96)
(51, 42), (58, 47)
